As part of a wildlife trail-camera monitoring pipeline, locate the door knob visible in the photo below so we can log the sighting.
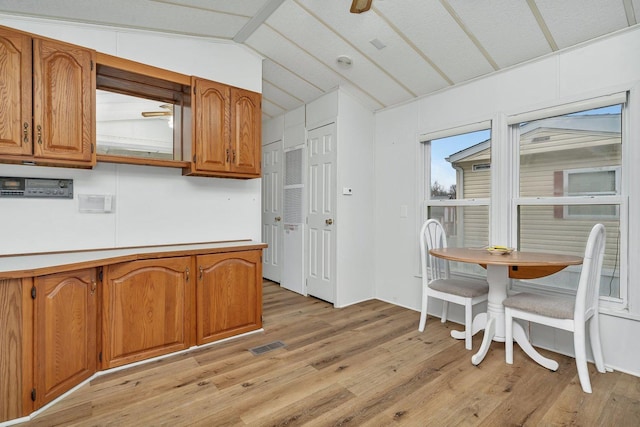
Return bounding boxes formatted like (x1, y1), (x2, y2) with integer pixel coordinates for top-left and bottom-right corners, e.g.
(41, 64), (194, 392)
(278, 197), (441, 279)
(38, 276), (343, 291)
(275, 216), (281, 222)
(325, 218), (333, 225)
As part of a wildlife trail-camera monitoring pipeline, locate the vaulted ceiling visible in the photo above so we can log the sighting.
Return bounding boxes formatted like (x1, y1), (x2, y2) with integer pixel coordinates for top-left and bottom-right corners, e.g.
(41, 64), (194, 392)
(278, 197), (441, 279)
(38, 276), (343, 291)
(1, 0), (638, 120)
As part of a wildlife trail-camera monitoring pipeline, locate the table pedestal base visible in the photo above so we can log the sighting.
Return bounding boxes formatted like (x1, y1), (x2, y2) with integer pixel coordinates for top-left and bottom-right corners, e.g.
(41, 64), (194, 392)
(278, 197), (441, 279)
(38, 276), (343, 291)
(469, 264), (559, 369)
(450, 312), (487, 341)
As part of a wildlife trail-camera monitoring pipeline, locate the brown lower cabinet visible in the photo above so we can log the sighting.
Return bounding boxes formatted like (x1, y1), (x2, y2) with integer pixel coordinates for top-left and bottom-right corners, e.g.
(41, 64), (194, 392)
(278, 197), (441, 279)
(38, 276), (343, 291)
(0, 278), (32, 421)
(102, 256), (193, 368)
(34, 268), (98, 408)
(0, 246), (263, 423)
(196, 250), (262, 344)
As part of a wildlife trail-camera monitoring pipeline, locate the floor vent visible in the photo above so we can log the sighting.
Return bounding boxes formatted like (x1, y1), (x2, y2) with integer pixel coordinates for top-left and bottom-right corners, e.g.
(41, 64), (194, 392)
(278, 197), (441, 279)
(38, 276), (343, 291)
(249, 340), (286, 355)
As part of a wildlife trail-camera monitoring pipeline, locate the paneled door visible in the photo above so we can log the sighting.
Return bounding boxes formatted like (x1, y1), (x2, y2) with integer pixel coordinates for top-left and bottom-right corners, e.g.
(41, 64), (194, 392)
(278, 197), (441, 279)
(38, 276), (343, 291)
(262, 140), (283, 282)
(306, 123), (336, 303)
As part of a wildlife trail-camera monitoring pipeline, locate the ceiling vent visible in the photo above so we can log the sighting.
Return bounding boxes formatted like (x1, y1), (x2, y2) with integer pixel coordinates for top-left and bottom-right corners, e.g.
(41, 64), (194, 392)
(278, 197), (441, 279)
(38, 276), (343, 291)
(370, 38), (386, 50)
(532, 136), (551, 142)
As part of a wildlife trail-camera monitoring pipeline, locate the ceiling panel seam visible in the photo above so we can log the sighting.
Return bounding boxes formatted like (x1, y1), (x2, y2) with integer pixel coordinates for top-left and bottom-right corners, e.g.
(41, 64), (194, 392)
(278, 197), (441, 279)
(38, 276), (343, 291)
(622, 0), (637, 25)
(246, 43), (326, 93)
(263, 78), (306, 103)
(440, 0), (499, 71)
(372, 6), (454, 86)
(234, 0), (286, 43)
(262, 95), (287, 112)
(293, 0), (417, 98)
(264, 23), (387, 108)
(149, 0), (251, 19)
(526, 0), (559, 51)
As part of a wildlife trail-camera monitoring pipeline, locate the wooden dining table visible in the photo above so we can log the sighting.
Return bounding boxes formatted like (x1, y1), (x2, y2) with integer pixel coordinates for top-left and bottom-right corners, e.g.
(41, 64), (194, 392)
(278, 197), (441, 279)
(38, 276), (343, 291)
(429, 247), (583, 368)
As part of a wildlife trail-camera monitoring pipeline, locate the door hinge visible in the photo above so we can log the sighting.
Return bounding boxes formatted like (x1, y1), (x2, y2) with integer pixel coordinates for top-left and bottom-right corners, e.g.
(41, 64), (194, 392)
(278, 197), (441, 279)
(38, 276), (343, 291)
(91, 143), (94, 154)
(193, 86), (197, 95)
(91, 60), (94, 71)
(193, 154), (196, 163)
(31, 388), (36, 402)
(99, 351), (102, 363)
(98, 269), (103, 282)
(31, 286), (36, 299)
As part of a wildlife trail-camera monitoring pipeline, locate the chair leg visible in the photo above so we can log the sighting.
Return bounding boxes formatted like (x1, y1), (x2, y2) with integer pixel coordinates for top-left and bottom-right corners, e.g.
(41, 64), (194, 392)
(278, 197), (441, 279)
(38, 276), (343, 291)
(441, 301), (449, 323)
(464, 301), (472, 350)
(418, 291), (428, 332)
(574, 322), (592, 393)
(505, 308), (514, 364)
(589, 314), (606, 373)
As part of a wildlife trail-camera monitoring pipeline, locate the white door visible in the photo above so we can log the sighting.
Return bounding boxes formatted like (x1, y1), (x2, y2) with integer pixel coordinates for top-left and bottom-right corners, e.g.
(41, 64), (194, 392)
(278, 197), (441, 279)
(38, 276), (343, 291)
(282, 147), (306, 295)
(262, 140), (283, 282)
(306, 123), (337, 303)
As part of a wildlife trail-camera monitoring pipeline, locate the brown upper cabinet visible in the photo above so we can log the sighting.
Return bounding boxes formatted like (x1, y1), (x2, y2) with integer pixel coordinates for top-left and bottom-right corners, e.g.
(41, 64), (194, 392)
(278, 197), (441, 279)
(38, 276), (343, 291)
(185, 77), (261, 178)
(0, 26), (96, 167)
(0, 24), (261, 178)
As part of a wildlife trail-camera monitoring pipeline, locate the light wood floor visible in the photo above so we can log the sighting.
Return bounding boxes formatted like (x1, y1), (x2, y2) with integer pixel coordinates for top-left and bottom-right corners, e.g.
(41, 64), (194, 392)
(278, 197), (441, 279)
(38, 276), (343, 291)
(23, 281), (640, 426)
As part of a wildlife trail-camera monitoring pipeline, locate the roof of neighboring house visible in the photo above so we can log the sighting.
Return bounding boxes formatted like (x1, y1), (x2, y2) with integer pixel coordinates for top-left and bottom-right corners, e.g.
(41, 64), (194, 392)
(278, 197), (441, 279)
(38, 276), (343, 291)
(447, 113), (621, 164)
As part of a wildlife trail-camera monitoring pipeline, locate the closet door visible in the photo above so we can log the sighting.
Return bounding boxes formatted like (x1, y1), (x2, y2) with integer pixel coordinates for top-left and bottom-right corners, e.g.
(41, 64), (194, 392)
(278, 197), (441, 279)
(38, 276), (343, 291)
(282, 146), (305, 295)
(262, 140), (283, 283)
(306, 123), (337, 304)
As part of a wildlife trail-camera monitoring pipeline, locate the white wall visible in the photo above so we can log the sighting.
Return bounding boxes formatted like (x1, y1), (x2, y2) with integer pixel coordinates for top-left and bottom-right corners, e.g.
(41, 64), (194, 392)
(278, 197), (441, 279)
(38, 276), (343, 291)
(374, 27), (640, 375)
(0, 15), (263, 255)
(335, 90), (376, 307)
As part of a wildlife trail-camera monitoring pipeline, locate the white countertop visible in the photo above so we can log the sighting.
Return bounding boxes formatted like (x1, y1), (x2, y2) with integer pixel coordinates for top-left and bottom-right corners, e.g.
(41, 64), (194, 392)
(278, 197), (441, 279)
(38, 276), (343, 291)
(0, 240), (266, 278)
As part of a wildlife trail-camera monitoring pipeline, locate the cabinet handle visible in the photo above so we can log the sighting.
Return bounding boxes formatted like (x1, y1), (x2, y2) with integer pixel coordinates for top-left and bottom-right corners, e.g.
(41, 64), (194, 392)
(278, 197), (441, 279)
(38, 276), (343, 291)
(23, 122), (29, 143)
(232, 150), (236, 163)
(199, 265), (203, 280)
(226, 148), (230, 163)
(91, 280), (97, 296)
(37, 125), (42, 145)
(185, 267), (190, 282)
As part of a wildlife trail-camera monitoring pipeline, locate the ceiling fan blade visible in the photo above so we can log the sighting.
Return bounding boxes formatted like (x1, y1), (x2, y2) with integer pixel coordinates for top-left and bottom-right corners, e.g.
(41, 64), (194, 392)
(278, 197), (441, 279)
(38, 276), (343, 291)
(350, 0), (372, 13)
(141, 111), (172, 117)
(141, 104), (174, 117)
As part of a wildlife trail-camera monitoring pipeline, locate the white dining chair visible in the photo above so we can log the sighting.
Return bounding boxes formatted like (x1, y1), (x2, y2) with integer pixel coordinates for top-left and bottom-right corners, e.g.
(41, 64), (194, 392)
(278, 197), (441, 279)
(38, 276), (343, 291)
(503, 223), (607, 393)
(419, 219), (489, 350)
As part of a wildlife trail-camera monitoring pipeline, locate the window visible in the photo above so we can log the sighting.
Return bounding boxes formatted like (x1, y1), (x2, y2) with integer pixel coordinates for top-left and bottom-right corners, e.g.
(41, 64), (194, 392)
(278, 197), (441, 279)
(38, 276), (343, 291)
(95, 60), (191, 164)
(561, 167), (620, 219)
(423, 126), (491, 278)
(513, 102), (625, 301)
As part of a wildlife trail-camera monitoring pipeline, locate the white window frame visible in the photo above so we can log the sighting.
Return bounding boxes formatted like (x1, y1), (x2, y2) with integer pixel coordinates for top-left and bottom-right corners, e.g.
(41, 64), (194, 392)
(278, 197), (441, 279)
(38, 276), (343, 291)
(563, 166), (621, 219)
(510, 95), (628, 310)
(420, 122), (492, 279)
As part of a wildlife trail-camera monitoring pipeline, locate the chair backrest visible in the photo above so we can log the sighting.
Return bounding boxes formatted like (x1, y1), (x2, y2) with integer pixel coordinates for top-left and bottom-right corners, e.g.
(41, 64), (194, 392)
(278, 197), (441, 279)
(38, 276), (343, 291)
(574, 223), (606, 322)
(420, 219), (450, 283)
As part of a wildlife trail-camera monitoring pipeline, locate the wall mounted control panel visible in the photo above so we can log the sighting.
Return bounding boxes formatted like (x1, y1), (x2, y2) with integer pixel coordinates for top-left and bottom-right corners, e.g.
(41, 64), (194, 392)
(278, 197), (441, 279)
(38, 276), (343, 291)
(0, 177), (73, 199)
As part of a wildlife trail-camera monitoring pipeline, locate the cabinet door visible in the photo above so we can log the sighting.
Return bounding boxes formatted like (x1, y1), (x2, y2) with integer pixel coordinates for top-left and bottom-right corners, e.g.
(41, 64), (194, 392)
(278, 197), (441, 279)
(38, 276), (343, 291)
(230, 88), (261, 176)
(34, 269), (97, 409)
(102, 257), (191, 368)
(32, 37), (96, 164)
(192, 77), (230, 173)
(196, 250), (262, 345)
(0, 27), (32, 156)
(0, 278), (32, 422)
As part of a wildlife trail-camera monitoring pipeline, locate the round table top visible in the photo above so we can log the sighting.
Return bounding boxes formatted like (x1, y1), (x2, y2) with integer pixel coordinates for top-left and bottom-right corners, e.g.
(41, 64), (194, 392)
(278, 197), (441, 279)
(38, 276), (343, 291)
(429, 247), (583, 267)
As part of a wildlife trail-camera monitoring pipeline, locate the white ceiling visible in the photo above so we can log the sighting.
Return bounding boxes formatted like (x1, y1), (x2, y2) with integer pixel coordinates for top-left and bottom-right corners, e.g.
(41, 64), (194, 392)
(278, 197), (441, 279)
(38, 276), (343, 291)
(1, 0), (638, 120)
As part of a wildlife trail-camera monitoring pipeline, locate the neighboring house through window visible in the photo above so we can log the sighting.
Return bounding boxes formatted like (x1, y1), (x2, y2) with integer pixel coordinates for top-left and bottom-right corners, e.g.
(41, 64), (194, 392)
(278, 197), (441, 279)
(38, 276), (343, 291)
(420, 93), (627, 309)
